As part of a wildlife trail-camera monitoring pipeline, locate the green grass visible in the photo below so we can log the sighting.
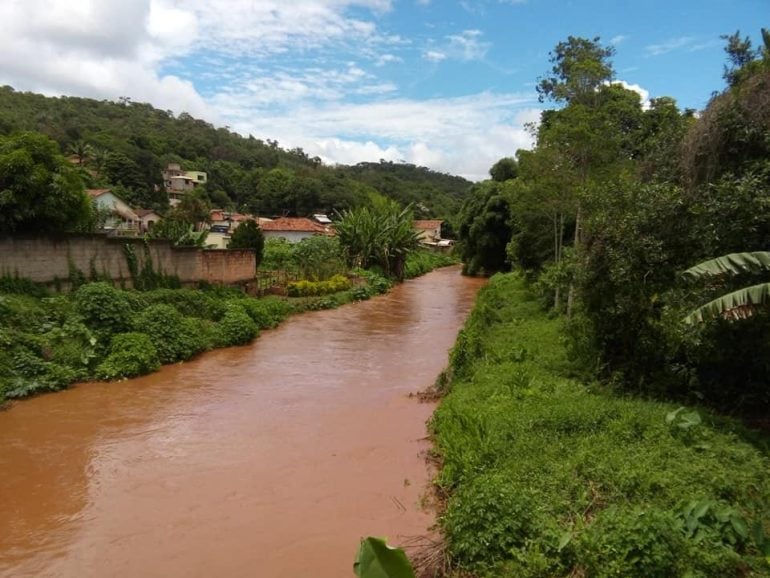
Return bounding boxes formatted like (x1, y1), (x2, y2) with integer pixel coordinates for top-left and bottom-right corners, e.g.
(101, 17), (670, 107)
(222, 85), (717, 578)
(433, 273), (770, 577)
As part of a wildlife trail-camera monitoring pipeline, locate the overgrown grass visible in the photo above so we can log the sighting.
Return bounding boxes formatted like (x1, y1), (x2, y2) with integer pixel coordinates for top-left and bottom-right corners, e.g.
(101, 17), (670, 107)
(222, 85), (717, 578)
(432, 273), (770, 577)
(404, 249), (457, 279)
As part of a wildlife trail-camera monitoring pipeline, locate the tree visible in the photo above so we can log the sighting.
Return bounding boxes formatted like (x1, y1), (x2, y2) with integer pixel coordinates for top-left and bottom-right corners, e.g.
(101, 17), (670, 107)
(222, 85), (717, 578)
(489, 157), (519, 182)
(0, 132), (94, 233)
(536, 36), (615, 106)
(456, 181), (513, 276)
(228, 219), (264, 268)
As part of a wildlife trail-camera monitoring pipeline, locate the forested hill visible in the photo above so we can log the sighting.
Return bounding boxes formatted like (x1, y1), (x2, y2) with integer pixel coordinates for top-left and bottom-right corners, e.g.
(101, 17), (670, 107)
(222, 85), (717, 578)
(0, 86), (470, 218)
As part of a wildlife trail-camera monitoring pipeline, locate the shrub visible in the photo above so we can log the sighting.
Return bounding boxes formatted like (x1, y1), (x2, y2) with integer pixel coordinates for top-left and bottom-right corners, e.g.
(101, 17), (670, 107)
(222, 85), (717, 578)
(95, 333), (160, 380)
(574, 507), (686, 578)
(445, 474), (541, 569)
(217, 301), (259, 346)
(134, 304), (206, 363)
(74, 282), (135, 335)
(144, 288), (226, 320)
(287, 274), (351, 297)
(238, 297), (292, 329)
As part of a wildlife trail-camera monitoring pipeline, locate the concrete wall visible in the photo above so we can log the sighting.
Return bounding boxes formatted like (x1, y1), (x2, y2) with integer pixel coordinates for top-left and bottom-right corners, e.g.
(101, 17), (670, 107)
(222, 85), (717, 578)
(0, 235), (255, 287)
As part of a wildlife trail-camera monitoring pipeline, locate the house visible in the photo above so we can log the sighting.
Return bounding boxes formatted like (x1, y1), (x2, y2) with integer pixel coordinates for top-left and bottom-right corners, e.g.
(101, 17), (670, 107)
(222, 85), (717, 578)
(87, 189), (139, 235)
(206, 210), (273, 249)
(413, 219), (443, 245)
(134, 209), (161, 234)
(161, 163), (207, 206)
(260, 217), (331, 243)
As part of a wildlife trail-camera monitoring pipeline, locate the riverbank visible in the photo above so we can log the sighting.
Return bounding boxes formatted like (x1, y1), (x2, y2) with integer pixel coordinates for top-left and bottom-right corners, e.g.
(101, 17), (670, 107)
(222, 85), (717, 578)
(0, 250), (456, 404)
(431, 273), (770, 577)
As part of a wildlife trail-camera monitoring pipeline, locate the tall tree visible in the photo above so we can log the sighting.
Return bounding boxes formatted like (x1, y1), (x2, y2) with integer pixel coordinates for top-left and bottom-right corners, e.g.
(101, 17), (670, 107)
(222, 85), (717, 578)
(0, 132), (93, 233)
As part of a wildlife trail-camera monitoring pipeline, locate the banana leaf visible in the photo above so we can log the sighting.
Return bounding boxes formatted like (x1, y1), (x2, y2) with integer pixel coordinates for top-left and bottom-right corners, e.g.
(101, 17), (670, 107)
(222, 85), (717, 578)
(353, 537), (416, 578)
(682, 252), (770, 280)
(683, 282), (770, 324)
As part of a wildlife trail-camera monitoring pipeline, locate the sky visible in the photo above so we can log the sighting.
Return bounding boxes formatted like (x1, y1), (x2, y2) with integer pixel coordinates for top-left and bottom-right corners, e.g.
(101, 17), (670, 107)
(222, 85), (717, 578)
(0, 1), (765, 181)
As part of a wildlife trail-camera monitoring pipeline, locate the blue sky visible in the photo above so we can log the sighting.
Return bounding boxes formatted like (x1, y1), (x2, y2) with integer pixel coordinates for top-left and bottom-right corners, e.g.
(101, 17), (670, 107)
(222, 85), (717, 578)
(0, 0), (765, 179)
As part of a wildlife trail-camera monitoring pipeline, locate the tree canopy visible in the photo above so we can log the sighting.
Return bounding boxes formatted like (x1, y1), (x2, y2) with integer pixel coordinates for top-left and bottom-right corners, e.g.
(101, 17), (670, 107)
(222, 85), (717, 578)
(0, 132), (93, 234)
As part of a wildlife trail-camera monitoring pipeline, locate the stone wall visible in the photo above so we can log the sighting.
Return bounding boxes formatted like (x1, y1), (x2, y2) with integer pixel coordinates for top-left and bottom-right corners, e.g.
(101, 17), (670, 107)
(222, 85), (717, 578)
(0, 235), (255, 287)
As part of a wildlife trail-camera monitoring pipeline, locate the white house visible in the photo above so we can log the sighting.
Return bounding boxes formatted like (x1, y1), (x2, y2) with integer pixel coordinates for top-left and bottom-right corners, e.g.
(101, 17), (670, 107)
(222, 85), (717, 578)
(87, 189), (139, 235)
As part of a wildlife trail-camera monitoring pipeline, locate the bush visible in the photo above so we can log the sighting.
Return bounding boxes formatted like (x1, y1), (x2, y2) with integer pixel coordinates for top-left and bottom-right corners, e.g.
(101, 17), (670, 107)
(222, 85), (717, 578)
(144, 288), (226, 320)
(95, 332), (160, 380)
(74, 282), (135, 335)
(238, 297), (292, 329)
(217, 301), (259, 346)
(134, 304), (206, 363)
(287, 274), (351, 297)
(445, 474), (541, 569)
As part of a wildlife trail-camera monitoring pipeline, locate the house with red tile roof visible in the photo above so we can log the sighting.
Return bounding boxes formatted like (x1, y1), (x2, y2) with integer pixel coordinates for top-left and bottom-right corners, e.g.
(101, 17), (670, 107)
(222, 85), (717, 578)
(260, 217), (331, 243)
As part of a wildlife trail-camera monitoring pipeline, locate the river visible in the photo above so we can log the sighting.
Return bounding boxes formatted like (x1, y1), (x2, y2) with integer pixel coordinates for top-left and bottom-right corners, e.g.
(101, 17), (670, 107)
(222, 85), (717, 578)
(0, 266), (484, 578)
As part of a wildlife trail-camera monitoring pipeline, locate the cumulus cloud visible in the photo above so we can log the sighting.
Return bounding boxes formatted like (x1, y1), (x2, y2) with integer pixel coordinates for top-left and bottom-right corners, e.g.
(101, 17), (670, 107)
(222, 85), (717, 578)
(423, 50), (448, 62)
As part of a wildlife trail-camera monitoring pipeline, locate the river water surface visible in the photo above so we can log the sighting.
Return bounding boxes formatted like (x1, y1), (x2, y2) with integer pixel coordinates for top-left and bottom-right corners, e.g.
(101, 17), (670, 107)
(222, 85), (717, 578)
(0, 266), (484, 578)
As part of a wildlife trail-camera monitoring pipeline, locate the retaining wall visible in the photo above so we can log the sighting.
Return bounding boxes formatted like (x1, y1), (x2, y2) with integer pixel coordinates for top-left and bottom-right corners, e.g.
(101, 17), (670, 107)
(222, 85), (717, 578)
(0, 235), (256, 287)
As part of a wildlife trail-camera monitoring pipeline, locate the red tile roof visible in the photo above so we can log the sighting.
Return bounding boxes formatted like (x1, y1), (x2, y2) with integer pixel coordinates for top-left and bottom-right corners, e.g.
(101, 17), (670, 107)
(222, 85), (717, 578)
(413, 219), (443, 230)
(260, 217), (328, 233)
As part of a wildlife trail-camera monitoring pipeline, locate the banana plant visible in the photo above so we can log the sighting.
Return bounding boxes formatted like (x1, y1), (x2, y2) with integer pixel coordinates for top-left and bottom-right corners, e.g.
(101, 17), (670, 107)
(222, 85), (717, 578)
(353, 537), (416, 578)
(682, 251), (770, 324)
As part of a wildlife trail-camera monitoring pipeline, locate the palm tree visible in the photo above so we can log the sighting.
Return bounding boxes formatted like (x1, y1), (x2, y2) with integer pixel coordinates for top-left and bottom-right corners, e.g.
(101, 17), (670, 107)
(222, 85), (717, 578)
(68, 140), (93, 167)
(682, 252), (770, 324)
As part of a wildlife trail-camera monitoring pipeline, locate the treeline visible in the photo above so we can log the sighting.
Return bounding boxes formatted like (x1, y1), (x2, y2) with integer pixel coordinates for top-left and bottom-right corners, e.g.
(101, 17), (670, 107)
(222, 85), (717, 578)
(0, 86), (470, 219)
(456, 30), (770, 414)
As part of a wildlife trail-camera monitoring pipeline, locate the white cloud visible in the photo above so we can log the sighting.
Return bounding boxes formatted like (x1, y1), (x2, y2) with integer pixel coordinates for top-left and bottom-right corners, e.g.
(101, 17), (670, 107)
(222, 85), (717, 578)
(610, 34), (628, 46)
(220, 93), (538, 181)
(423, 50), (447, 62)
(645, 36), (693, 56)
(447, 29), (490, 61)
(375, 53), (402, 66)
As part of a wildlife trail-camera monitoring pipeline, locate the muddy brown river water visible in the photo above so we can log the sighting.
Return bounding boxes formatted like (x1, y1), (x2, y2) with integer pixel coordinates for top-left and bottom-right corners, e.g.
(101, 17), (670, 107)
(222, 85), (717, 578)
(0, 266), (484, 578)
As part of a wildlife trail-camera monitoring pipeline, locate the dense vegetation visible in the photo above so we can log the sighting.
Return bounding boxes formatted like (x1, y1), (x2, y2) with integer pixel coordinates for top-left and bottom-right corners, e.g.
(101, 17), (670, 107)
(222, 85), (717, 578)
(433, 274), (770, 577)
(0, 86), (470, 220)
(455, 29), (770, 416)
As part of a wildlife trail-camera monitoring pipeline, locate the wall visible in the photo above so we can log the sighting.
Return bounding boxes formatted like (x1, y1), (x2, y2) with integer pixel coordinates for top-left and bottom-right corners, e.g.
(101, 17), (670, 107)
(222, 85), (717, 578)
(0, 235), (255, 287)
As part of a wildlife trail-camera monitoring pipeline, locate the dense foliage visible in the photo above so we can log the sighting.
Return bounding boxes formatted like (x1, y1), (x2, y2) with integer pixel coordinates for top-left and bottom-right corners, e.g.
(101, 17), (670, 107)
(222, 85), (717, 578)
(434, 274), (770, 577)
(0, 132), (94, 233)
(456, 29), (770, 414)
(335, 201), (420, 280)
(0, 86), (470, 219)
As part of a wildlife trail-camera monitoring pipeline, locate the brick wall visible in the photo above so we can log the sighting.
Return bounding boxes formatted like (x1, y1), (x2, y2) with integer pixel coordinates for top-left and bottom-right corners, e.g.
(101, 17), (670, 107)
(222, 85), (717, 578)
(0, 235), (255, 287)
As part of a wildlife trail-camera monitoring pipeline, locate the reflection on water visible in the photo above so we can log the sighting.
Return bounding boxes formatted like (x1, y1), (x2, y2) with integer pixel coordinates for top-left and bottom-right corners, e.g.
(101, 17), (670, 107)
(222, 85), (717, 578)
(0, 267), (485, 578)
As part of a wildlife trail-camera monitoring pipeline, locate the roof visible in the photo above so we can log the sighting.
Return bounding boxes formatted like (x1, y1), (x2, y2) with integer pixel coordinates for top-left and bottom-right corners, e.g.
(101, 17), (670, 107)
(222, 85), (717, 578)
(135, 209), (160, 218)
(260, 217), (328, 234)
(413, 219), (443, 230)
(86, 188), (112, 198)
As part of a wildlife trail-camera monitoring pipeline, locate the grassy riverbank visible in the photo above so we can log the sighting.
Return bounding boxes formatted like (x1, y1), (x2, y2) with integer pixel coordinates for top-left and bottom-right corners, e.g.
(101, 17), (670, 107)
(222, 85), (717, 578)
(0, 250), (456, 404)
(432, 273), (770, 577)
